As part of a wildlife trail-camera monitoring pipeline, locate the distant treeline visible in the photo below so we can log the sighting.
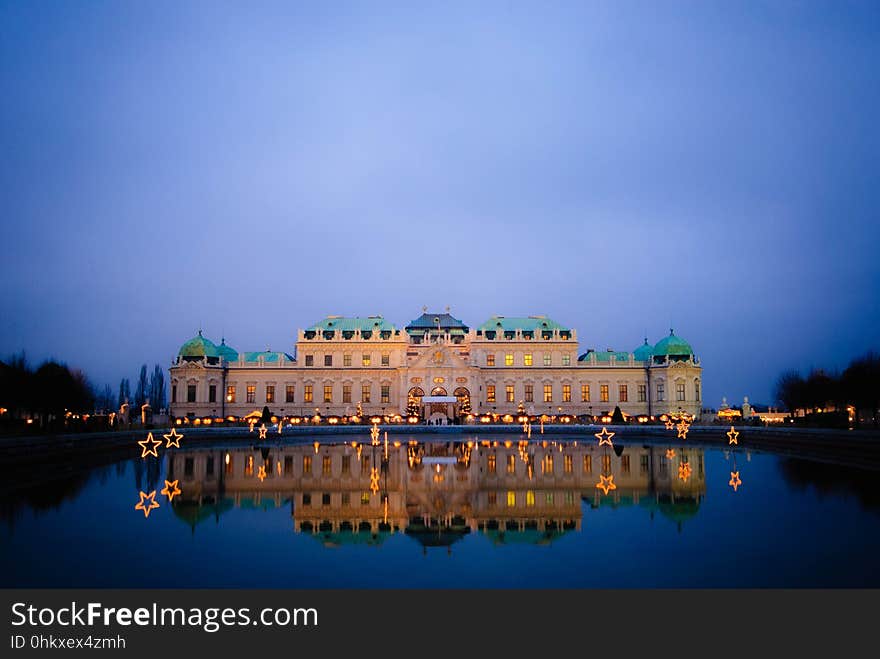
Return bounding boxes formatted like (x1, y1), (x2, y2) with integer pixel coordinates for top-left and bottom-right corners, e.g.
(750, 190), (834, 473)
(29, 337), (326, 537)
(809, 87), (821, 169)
(774, 351), (879, 426)
(0, 353), (167, 424)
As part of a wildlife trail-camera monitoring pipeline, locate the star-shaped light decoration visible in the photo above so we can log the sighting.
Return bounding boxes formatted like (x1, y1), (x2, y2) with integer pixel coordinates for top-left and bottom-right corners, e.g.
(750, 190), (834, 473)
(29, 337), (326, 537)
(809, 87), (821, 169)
(370, 423), (380, 446)
(258, 424), (268, 440)
(369, 466), (380, 494)
(163, 427), (183, 448)
(137, 432), (162, 459)
(676, 421), (690, 439)
(666, 448), (676, 460)
(596, 474), (617, 495)
(678, 462), (692, 482)
(664, 420), (675, 431)
(594, 427), (615, 447)
(729, 471), (742, 492)
(160, 479), (181, 502)
(134, 490), (160, 518)
(257, 465), (267, 482)
(727, 426), (739, 445)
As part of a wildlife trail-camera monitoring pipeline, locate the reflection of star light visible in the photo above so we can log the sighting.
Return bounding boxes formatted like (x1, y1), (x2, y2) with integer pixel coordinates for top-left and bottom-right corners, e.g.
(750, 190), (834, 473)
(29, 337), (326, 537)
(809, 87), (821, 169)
(594, 427), (615, 447)
(727, 426), (739, 445)
(278, 418), (283, 434)
(163, 427), (183, 448)
(138, 433), (162, 458)
(258, 424), (268, 439)
(249, 421), (256, 433)
(160, 479), (181, 502)
(369, 467), (380, 494)
(729, 471), (742, 492)
(666, 449), (676, 460)
(257, 465), (267, 482)
(676, 422), (690, 439)
(596, 474), (617, 495)
(678, 462), (692, 481)
(135, 490), (160, 518)
(370, 424), (380, 446)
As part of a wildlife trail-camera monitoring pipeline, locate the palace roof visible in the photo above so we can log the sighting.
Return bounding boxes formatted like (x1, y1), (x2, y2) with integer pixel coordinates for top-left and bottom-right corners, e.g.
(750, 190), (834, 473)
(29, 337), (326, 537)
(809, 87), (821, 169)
(653, 330), (694, 357)
(477, 315), (569, 332)
(405, 312), (469, 332)
(307, 316), (397, 332)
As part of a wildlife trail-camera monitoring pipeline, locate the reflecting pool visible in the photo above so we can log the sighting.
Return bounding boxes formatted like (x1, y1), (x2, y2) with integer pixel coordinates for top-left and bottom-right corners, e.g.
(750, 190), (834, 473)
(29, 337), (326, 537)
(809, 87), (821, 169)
(2, 435), (879, 587)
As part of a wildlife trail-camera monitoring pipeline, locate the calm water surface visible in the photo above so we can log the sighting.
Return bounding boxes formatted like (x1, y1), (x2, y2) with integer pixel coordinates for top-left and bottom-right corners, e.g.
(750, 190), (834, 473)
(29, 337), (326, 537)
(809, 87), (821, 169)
(2, 434), (879, 587)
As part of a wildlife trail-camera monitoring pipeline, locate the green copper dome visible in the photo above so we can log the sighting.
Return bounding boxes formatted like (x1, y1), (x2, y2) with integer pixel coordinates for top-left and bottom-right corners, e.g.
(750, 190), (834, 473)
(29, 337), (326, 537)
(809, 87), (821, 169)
(633, 339), (653, 362)
(178, 331), (219, 358)
(653, 330), (694, 357)
(217, 337), (238, 361)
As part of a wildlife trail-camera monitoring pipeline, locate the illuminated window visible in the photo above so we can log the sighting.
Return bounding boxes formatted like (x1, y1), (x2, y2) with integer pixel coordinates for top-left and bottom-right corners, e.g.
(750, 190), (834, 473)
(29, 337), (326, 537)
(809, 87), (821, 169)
(362, 353), (371, 367)
(524, 384), (534, 402)
(362, 382), (371, 403)
(562, 355), (571, 366)
(246, 385), (255, 403)
(677, 383), (686, 401)
(381, 385), (390, 404)
(304, 385), (313, 403)
(618, 384), (627, 402)
(245, 455), (254, 476)
(322, 456), (331, 475)
(286, 385), (295, 403)
(564, 454), (573, 473)
(208, 385), (216, 403)
(342, 384), (352, 404)
(324, 355), (332, 367)
(542, 454), (553, 474)
(600, 384), (609, 402)
(226, 455), (235, 475)
(581, 384), (590, 402)
(543, 384), (553, 403)
(506, 491), (516, 507)
(343, 354), (352, 367)
(562, 384), (571, 402)
(226, 385), (236, 403)
(543, 353), (551, 366)
(305, 355), (314, 367)
(486, 354), (495, 367)
(487, 454), (496, 473)
(524, 353), (533, 366)
(621, 455), (630, 474)
(505, 353), (514, 366)
(342, 455), (350, 474)
(637, 385), (646, 402)
(657, 383), (665, 401)
(583, 454), (592, 473)
(266, 385), (275, 403)
(506, 455), (516, 474)
(506, 385), (515, 403)
(302, 455), (312, 474)
(434, 351), (444, 364)
(361, 492), (370, 505)
(487, 385), (496, 403)
(381, 353), (390, 366)
(526, 491), (535, 507)
(488, 491), (497, 506)
(323, 385), (332, 403)
(187, 385), (196, 403)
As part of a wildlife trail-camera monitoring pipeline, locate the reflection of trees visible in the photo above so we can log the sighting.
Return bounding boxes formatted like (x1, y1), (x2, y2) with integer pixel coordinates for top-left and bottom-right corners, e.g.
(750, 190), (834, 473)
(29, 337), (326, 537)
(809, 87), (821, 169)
(778, 458), (880, 513)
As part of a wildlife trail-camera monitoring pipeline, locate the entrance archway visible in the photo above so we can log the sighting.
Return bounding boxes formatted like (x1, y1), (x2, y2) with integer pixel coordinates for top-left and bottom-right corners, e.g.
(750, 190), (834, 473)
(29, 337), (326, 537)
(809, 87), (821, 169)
(431, 386), (447, 396)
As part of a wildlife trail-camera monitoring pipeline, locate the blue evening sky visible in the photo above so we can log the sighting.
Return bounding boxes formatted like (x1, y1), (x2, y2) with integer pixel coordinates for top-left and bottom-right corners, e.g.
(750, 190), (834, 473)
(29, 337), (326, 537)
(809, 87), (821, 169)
(1, 1), (878, 406)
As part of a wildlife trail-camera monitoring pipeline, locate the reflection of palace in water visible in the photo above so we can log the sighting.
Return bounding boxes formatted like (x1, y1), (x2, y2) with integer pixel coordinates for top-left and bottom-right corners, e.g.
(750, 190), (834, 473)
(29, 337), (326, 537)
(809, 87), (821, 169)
(167, 440), (706, 547)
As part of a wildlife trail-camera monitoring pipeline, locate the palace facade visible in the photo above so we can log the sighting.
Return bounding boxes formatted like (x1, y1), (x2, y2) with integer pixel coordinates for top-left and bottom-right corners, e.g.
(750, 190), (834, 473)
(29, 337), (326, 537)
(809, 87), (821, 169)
(168, 311), (702, 422)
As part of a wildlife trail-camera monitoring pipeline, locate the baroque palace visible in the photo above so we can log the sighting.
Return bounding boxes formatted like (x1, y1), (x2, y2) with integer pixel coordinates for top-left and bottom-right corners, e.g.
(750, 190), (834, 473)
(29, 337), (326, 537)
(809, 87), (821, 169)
(168, 311), (702, 422)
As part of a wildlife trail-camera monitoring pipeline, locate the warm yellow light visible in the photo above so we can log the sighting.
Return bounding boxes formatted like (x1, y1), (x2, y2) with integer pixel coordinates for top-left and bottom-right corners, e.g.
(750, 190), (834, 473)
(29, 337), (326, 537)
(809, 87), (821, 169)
(134, 490), (160, 518)
(137, 433), (162, 459)
(596, 474), (616, 495)
(225, 452), (230, 465)
(729, 471), (742, 492)
(257, 465), (267, 482)
(678, 462), (692, 482)
(160, 479), (181, 502)
(163, 427), (183, 448)
(594, 427), (614, 447)
(258, 424), (268, 439)
(666, 448), (676, 460)
(727, 426), (739, 445)
(313, 441), (320, 454)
